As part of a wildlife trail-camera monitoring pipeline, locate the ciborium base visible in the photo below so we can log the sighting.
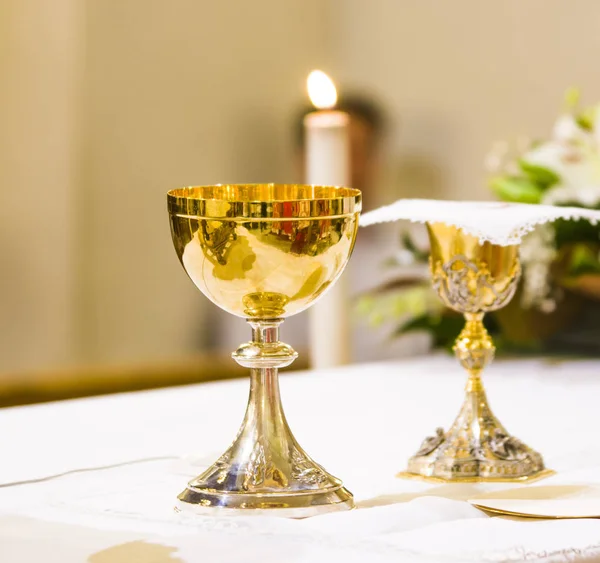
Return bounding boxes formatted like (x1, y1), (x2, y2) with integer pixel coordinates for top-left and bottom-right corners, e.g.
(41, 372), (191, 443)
(399, 383), (549, 483)
(396, 470), (554, 484)
(177, 319), (354, 518)
(400, 311), (549, 483)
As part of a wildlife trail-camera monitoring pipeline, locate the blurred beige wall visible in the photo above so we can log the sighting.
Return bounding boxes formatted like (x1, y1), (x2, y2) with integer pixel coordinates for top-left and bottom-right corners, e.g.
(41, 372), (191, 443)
(80, 0), (327, 365)
(0, 0), (84, 372)
(0, 0), (327, 372)
(329, 0), (600, 203)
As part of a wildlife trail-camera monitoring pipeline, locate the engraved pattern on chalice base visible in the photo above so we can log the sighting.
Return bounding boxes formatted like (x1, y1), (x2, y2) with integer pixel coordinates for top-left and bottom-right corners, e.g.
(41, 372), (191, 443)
(400, 222), (549, 483)
(168, 184), (360, 516)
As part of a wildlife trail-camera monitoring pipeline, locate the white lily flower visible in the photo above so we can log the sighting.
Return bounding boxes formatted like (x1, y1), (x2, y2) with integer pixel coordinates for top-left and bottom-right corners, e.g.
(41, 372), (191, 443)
(523, 141), (600, 187)
(395, 249), (415, 266)
(542, 184), (600, 207)
(593, 105), (600, 148)
(520, 225), (556, 310)
(552, 114), (589, 144)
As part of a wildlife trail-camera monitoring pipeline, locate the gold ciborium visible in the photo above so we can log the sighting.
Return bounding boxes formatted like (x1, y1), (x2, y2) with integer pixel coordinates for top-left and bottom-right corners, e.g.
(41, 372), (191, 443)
(167, 184), (361, 516)
(399, 222), (550, 482)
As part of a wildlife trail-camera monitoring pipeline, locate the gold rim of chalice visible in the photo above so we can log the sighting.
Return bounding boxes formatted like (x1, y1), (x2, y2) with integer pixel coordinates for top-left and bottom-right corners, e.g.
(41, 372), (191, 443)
(167, 184), (362, 219)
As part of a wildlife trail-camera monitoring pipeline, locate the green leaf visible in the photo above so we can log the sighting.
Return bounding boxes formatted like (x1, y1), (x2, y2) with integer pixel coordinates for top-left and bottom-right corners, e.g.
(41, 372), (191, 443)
(564, 86), (580, 110)
(566, 244), (600, 277)
(489, 176), (544, 204)
(483, 313), (501, 335)
(394, 310), (503, 351)
(400, 232), (429, 262)
(354, 283), (440, 328)
(576, 103), (598, 131)
(518, 160), (560, 188)
(576, 112), (594, 131)
(396, 312), (463, 349)
(362, 277), (427, 295)
(554, 217), (600, 247)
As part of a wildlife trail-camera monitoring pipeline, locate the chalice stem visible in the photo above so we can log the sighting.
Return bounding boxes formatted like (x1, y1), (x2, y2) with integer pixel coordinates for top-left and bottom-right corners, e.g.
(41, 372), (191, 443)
(230, 319), (302, 476)
(239, 364), (296, 462)
(245, 321), (291, 439)
(245, 321), (295, 429)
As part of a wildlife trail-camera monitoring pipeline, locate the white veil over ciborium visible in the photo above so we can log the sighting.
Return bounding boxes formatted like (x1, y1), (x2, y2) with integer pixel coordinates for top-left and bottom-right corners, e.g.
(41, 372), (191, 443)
(360, 199), (600, 245)
(361, 198), (600, 483)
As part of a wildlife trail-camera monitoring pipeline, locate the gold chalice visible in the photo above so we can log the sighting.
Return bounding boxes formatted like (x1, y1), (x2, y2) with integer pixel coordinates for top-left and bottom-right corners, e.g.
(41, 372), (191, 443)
(399, 223), (550, 482)
(167, 184), (361, 516)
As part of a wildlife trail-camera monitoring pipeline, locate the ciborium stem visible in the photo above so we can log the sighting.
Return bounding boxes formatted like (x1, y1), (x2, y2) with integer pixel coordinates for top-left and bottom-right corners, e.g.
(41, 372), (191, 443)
(177, 319), (354, 516)
(455, 312), (494, 390)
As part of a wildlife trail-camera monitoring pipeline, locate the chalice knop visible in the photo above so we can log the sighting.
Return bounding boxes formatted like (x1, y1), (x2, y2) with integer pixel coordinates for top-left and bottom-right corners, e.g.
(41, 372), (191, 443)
(399, 223), (550, 482)
(168, 184), (361, 516)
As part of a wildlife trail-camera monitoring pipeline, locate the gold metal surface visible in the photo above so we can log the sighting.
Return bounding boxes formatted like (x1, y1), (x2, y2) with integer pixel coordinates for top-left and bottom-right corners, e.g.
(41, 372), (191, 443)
(397, 468), (555, 484)
(401, 223), (548, 482)
(168, 184), (361, 517)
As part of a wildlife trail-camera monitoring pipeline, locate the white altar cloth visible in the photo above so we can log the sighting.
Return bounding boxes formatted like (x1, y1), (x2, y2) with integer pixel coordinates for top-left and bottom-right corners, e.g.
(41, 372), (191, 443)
(1, 356), (600, 562)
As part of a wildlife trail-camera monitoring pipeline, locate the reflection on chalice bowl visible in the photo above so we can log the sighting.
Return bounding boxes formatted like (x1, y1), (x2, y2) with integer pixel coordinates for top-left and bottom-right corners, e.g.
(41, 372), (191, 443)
(167, 184), (361, 517)
(399, 223), (551, 483)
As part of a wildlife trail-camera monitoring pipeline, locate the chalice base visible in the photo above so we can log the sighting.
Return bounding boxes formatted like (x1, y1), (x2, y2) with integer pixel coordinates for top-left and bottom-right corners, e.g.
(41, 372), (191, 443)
(398, 385), (552, 483)
(176, 485), (353, 518)
(175, 431), (354, 518)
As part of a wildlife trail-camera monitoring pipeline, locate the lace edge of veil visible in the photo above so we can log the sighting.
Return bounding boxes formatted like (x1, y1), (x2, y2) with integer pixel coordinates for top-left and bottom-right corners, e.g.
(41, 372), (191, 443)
(360, 209), (600, 246)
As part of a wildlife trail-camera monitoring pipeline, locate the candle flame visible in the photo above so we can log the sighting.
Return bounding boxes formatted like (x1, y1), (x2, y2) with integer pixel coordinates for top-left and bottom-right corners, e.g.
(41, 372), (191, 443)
(307, 70), (337, 110)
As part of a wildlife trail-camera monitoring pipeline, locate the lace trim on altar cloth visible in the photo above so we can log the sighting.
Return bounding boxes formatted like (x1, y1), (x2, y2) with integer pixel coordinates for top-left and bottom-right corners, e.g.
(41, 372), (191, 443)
(488, 544), (600, 563)
(360, 199), (600, 246)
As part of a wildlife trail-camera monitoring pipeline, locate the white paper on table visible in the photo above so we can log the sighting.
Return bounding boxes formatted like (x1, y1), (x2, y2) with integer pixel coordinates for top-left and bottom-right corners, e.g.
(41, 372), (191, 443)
(469, 483), (600, 518)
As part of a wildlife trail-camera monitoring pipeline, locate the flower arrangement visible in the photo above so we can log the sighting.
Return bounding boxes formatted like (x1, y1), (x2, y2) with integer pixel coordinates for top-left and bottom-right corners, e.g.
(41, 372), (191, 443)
(361, 89), (600, 353)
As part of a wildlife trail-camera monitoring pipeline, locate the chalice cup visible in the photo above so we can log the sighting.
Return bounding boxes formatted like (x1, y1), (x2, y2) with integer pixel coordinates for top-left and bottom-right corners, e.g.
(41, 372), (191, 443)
(167, 184), (361, 516)
(399, 223), (550, 482)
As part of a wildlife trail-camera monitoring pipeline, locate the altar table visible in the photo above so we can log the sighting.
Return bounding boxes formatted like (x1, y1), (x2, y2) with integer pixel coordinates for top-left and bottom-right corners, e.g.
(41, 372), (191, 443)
(1, 356), (600, 562)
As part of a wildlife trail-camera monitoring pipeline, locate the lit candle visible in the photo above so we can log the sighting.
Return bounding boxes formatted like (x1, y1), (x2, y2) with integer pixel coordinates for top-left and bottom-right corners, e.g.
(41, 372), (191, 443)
(304, 70), (351, 368)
